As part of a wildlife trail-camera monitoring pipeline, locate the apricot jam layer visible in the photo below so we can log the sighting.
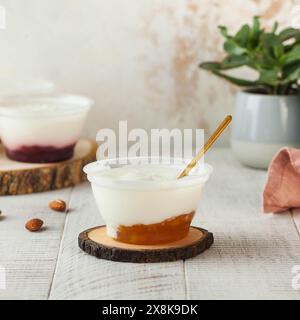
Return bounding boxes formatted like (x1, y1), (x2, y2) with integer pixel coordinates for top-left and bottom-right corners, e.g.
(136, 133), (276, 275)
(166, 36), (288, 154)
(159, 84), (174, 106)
(115, 211), (195, 245)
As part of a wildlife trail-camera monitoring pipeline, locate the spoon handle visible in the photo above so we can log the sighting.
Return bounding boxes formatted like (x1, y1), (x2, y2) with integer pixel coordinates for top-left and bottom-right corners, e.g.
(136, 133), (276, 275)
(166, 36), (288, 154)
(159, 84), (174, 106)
(177, 115), (232, 179)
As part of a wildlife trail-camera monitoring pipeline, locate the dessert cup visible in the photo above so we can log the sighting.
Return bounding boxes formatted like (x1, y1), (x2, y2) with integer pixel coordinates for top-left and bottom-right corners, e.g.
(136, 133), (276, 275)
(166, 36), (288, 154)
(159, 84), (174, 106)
(84, 158), (213, 245)
(0, 94), (92, 163)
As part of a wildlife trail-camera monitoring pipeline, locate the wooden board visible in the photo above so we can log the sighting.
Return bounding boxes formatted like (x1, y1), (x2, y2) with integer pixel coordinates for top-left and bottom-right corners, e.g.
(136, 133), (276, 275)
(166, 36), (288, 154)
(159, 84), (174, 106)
(50, 183), (188, 300)
(0, 187), (72, 299)
(0, 139), (97, 195)
(1, 149), (300, 300)
(49, 150), (300, 300)
(185, 150), (300, 299)
(78, 225), (214, 263)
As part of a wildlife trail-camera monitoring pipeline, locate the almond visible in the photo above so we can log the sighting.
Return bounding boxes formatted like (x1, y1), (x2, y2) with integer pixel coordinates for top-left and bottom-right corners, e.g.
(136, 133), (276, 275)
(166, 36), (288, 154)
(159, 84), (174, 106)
(25, 218), (43, 232)
(49, 199), (66, 212)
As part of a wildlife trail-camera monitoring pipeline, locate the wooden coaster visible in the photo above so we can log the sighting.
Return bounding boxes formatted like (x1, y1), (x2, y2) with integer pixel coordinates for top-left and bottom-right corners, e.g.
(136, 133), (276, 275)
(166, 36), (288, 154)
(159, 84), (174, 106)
(78, 225), (214, 263)
(0, 139), (97, 195)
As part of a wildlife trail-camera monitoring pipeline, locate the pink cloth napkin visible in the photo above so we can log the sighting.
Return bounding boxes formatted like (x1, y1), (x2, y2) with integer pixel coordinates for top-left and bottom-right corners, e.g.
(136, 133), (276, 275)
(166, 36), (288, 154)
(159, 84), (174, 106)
(263, 147), (300, 213)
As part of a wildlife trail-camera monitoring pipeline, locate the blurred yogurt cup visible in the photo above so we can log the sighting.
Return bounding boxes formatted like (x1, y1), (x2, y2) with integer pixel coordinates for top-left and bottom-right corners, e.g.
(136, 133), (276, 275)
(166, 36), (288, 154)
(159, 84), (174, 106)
(0, 94), (92, 163)
(84, 158), (212, 245)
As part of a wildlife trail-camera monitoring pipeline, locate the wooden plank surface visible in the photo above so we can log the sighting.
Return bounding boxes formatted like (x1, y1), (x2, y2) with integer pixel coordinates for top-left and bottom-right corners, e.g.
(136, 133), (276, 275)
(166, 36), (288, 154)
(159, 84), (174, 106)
(1, 149), (300, 300)
(0, 188), (72, 299)
(49, 183), (186, 300)
(292, 208), (300, 237)
(185, 150), (300, 299)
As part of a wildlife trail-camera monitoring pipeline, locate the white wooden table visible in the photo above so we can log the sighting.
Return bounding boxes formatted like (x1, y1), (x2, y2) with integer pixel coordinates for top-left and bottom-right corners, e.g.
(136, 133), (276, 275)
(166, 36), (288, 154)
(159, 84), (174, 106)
(0, 149), (300, 300)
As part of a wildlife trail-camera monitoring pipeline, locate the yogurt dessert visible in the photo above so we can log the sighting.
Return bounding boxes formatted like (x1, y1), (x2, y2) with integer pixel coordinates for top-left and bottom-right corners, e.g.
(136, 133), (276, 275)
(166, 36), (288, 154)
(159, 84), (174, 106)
(0, 94), (92, 163)
(84, 159), (212, 245)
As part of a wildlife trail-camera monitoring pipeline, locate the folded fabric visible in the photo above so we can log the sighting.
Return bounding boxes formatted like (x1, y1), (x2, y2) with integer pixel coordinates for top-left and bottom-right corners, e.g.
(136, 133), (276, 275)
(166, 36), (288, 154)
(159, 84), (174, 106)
(263, 147), (300, 213)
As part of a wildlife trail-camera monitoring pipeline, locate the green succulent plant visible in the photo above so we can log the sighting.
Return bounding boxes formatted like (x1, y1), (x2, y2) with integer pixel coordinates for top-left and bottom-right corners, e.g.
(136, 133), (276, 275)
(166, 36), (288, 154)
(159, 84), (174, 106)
(200, 16), (300, 95)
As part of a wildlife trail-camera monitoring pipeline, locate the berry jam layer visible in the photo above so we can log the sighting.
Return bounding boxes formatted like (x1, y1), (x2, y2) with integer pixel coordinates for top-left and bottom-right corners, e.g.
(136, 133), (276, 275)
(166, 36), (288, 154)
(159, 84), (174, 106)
(5, 143), (76, 163)
(115, 211), (195, 245)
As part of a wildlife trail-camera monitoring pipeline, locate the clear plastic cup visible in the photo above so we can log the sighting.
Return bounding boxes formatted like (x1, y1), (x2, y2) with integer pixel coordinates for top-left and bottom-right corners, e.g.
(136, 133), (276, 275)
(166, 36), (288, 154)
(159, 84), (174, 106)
(0, 94), (92, 163)
(84, 157), (213, 245)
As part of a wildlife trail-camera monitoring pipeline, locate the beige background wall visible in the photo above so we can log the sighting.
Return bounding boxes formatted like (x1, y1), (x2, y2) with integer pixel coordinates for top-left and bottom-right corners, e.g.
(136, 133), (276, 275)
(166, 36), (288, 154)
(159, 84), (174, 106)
(0, 0), (297, 145)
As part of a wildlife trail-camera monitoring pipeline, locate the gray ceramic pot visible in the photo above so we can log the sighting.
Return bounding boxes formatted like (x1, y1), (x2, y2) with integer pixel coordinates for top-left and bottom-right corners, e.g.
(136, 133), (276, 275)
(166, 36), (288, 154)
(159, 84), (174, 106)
(231, 90), (300, 169)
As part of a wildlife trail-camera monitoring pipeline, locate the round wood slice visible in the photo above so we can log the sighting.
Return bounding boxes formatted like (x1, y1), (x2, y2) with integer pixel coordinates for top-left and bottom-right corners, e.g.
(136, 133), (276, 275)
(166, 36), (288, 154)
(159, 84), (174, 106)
(78, 225), (214, 263)
(0, 139), (97, 195)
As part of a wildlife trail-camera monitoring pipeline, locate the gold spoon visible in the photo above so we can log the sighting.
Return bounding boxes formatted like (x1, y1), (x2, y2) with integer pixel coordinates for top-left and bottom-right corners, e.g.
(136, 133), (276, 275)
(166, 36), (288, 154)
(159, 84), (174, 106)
(177, 115), (232, 179)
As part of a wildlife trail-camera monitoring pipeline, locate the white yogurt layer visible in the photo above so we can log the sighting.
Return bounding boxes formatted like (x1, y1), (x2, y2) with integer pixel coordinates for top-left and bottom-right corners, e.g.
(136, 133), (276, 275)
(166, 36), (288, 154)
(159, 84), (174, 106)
(94, 164), (182, 182)
(0, 102), (88, 117)
(85, 163), (212, 237)
(0, 97), (91, 149)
